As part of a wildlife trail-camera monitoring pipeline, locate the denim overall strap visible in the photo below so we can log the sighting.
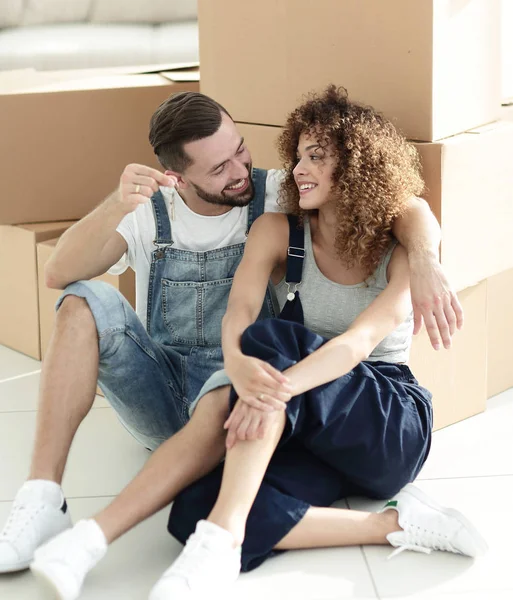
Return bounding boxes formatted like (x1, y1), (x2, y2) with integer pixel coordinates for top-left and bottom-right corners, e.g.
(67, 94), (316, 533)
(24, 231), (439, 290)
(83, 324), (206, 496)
(246, 168), (268, 234)
(279, 214), (305, 324)
(151, 189), (173, 246)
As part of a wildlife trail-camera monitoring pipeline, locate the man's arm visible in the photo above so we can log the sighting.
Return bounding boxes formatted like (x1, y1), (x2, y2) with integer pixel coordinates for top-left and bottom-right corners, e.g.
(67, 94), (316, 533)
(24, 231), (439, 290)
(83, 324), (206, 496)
(45, 164), (173, 289)
(392, 196), (463, 351)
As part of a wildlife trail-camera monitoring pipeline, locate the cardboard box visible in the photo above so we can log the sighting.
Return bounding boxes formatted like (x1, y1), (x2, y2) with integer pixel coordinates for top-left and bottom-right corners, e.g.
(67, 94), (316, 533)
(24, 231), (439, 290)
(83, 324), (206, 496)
(413, 121), (513, 292)
(0, 222), (75, 359)
(487, 268), (513, 398)
(0, 67), (199, 225)
(409, 281), (487, 431)
(37, 238), (136, 361)
(237, 123), (281, 170)
(200, 0), (501, 141)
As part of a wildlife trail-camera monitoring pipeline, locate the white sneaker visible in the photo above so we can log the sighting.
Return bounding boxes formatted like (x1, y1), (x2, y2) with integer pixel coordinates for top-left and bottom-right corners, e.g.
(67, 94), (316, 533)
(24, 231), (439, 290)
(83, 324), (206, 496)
(0, 480), (71, 573)
(30, 519), (107, 600)
(149, 520), (241, 600)
(382, 484), (489, 559)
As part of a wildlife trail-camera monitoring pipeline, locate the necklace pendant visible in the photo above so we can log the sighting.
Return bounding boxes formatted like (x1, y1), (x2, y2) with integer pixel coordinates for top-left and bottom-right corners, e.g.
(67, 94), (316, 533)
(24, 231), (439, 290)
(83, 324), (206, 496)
(287, 292), (295, 302)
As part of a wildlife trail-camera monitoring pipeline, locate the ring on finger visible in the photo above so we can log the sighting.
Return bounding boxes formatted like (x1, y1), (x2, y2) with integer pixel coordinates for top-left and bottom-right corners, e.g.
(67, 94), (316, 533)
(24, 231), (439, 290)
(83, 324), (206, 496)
(135, 184), (141, 194)
(258, 393), (265, 401)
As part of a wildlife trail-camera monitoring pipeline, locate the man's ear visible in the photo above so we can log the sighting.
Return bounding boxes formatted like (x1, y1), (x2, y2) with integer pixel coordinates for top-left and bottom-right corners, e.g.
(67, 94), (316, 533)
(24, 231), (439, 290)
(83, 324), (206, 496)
(164, 169), (188, 189)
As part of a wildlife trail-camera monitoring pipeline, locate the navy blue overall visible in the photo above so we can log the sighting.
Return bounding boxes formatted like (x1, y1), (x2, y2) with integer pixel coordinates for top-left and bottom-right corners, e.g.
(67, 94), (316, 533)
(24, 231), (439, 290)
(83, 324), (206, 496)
(168, 216), (433, 571)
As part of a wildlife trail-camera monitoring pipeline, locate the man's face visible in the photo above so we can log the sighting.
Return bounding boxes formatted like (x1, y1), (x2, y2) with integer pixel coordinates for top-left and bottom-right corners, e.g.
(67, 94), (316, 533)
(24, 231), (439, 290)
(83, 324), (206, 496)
(178, 113), (254, 207)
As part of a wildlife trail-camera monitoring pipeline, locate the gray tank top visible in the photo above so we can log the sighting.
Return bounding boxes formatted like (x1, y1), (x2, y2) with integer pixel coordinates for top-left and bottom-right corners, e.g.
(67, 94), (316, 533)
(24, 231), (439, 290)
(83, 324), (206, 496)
(273, 217), (414, 363)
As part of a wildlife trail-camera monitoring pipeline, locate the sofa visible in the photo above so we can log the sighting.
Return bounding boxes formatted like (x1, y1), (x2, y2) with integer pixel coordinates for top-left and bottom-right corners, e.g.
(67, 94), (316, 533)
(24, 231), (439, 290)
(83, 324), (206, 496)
(0, 0), (198, 71)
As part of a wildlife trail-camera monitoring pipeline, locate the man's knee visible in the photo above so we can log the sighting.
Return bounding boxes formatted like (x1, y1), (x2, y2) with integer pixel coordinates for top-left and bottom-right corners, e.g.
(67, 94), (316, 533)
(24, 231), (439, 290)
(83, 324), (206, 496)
(56, 294), (95, 331)
(194, 386), (231, 425)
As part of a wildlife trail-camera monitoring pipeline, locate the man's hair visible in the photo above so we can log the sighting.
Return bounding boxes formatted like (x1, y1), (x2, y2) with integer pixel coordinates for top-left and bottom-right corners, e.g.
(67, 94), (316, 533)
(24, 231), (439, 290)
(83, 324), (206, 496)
(149, 92), (232, 172)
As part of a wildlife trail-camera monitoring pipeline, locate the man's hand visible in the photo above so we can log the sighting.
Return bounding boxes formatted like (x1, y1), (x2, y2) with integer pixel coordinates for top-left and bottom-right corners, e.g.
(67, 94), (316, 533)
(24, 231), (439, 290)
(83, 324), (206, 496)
(224, 400), (272, 449)
(117, 164), (177, 215)
(226, 355), (292, 411)
(409, 252), (464, 350)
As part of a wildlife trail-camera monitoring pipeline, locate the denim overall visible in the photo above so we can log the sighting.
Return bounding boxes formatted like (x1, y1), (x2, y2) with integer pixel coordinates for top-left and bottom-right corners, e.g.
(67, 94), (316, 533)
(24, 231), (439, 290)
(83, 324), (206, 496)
(57, 168), (274, 451)
(169, 216), (433, 571)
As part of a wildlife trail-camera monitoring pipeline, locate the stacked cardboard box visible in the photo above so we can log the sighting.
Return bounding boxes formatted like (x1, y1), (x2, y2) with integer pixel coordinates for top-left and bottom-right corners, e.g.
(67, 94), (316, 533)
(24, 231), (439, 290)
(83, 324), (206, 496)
(199, 0), (511, 429)
(0, 65), (198, 377)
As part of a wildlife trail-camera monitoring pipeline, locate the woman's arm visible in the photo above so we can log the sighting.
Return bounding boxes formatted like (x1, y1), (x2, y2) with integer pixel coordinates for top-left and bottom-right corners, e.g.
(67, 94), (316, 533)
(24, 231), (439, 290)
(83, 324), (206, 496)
(284, 245), (412, 396)
(392, 196), (463, 350)
(222, 213), (292, 408)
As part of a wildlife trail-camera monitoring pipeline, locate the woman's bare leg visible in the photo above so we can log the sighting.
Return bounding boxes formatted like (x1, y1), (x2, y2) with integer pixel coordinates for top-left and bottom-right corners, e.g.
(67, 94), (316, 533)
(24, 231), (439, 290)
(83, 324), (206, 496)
(207, 409), (287, 546)
(275, 505), (400, 549)
(94, 386), (231, 543)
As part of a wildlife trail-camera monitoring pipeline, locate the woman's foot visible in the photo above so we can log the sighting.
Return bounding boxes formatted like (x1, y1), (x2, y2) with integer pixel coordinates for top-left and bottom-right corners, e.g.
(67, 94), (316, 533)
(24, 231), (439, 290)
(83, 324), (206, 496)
(149, 520), (241, 599)
(381, 484), (488, 559)
(30, 519), (107, 600)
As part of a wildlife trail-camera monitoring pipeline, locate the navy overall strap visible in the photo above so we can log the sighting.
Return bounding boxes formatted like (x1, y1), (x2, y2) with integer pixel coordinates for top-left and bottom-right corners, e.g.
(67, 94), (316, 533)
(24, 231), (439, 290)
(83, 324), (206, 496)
(279, 214), (305, 324)
(151, 189), (173, 246)
(285, 214), (305, 289)
(246, 168), (268, 234)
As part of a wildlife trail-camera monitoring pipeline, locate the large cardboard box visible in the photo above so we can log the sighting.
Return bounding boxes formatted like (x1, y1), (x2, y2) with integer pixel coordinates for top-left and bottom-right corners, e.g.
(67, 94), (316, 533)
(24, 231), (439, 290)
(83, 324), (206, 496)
(413, 121), (513, 292)
(409, 281), (488, 431)
(200, 0), (501, 141)
(0, 222), (75, 359)
(487, 268), (513, 398)
(237, 123), (281, 170)
(0, 67), (199, 225)
(37, 238), (136, 361)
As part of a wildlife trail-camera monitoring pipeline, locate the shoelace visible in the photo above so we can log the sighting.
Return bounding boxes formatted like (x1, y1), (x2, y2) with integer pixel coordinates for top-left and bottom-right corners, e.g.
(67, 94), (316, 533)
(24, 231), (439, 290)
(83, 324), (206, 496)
(0, 502), (43, 541)
(387, 527), (458, 560)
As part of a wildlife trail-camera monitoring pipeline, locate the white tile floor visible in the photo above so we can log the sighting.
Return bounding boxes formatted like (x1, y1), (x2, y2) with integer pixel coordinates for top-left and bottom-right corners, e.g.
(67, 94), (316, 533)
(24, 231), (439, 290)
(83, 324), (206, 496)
(0, 343), (511, 600)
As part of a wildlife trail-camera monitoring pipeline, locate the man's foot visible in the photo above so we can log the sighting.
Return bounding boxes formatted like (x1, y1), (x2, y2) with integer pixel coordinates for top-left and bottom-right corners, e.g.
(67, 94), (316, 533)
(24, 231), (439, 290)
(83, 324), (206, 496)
(0, 480), (71, 573)
(149, 520), (241, 599)
(30, 519), (107, 600)
(381, 484), (489, 559)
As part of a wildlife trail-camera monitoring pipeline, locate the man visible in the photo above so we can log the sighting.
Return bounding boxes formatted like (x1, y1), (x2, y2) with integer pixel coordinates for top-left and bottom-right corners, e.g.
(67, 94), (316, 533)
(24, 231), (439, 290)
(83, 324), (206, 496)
(0, 92), (461, 577)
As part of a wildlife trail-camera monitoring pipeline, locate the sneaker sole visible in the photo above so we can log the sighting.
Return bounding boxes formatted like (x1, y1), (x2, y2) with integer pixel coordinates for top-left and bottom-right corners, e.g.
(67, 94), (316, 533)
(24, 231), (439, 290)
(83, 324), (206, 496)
(0, 559), (31, 573)
(30, 562), (69, 600)
(402, 484), (489, 557)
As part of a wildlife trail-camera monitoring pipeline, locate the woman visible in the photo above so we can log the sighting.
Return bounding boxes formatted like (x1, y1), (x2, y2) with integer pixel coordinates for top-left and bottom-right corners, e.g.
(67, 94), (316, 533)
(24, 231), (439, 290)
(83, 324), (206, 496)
(30, 87), (486, 600)
(156, 85), (487, 597)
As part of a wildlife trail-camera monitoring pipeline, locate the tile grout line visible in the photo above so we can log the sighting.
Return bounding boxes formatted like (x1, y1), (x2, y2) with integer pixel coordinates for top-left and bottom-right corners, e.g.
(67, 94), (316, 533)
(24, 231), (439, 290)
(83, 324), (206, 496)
(0, 369), (41, 384)
(360, 545), (381, 600)
(345, 497), (382, 599)
(0, 406), (111, 414)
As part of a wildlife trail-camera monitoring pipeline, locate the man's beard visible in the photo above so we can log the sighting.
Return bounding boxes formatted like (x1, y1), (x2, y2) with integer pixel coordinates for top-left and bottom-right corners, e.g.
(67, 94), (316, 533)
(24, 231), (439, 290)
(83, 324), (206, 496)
(191, 166), (254, 208)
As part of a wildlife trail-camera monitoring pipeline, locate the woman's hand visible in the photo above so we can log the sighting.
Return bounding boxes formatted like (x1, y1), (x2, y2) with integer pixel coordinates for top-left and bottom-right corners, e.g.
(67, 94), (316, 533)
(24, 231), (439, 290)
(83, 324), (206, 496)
(225, 354), (292, 411)
(224, 400), (273, 449)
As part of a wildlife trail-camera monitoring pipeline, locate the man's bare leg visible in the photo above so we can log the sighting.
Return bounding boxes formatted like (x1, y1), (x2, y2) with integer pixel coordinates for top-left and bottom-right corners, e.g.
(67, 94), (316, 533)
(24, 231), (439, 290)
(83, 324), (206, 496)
(95, 386), (231, 543)
(0, 295), (100, 574)
(29, 296), (100, 483)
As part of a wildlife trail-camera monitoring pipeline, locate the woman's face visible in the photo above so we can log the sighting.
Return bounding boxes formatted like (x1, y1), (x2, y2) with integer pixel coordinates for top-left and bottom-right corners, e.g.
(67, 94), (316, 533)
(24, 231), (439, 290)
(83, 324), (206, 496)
(293, 131), (337, 210)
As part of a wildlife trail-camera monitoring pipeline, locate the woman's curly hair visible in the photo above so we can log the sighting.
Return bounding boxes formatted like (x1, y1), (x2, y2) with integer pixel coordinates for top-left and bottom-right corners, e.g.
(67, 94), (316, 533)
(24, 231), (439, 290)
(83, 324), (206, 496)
(277, 85), (425, 275)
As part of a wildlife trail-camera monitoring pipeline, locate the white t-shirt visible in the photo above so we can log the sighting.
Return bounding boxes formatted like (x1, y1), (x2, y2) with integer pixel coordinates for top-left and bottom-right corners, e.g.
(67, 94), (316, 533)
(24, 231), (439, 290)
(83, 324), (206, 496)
(109, 169), (284, 328)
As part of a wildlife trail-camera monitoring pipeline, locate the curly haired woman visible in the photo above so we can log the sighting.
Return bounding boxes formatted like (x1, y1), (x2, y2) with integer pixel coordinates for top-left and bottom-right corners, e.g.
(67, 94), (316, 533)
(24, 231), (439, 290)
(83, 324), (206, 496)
(153, 85), (487, 597)
(30, 87), (487, 600)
